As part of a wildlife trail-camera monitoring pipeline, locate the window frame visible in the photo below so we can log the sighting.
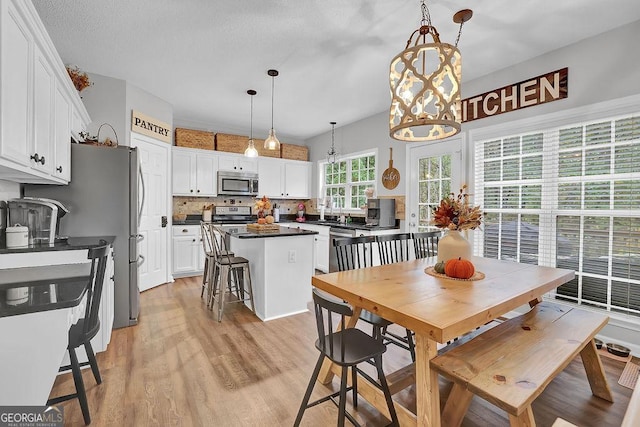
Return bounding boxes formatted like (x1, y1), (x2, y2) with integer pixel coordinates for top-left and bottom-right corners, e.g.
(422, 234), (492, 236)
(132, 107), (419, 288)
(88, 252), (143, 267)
(318, 148), (378, 213)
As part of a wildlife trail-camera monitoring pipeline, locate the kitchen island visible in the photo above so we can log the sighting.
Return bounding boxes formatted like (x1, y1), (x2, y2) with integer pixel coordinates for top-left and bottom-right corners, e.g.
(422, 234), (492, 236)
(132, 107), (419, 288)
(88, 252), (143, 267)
(222, 225), (317, 321)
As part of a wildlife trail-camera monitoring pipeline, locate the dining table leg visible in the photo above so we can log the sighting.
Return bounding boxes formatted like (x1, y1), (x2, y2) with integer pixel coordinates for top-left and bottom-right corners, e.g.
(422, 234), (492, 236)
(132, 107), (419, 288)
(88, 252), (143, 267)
(415, 332), (440, 427)
(318, 306), (363, 385)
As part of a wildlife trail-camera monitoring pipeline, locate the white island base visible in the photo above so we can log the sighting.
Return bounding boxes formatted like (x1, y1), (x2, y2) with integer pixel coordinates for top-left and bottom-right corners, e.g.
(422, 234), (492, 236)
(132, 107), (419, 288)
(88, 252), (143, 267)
(228, 233), (314, 321)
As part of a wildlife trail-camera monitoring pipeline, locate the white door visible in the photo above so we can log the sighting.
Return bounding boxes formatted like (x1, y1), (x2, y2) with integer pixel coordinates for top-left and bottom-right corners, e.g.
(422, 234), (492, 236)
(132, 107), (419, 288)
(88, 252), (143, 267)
(407, 138), (464, 233)
(131, 133), (170, 291)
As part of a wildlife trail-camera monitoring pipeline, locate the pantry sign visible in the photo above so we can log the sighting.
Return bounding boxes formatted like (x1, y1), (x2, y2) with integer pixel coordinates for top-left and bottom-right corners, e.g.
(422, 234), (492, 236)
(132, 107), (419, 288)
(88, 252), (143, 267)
(131, 110), (172, 143)
(461, 67), (568, 122)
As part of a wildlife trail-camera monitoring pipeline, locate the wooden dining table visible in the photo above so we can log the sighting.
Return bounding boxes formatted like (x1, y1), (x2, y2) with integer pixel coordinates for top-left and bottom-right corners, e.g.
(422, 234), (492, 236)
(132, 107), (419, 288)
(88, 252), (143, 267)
(311, 256), (575, 427)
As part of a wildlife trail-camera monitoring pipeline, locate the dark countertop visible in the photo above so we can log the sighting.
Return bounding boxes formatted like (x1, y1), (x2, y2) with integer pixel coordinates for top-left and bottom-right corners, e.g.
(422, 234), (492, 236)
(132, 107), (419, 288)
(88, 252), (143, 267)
(222, 225), (318, 239)
(0, 236), (115, 255)
(0, 263), (91, 318)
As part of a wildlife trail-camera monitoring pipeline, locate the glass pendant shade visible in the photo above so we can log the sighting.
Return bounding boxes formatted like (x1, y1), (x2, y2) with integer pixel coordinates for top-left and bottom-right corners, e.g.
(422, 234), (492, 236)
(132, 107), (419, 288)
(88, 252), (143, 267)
(245, 89), (259, 157)
(264, 128), (280, 150)
(244, 139), (258, 157)
(389, 2), (471, 142)
(265, 69), (281, 150)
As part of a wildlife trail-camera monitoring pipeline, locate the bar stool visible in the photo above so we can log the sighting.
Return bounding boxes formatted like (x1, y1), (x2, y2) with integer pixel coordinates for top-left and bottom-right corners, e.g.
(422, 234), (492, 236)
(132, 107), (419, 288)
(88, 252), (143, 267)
(200, 221), (233, 302)
(47, 242), (110, 425)
(207, 224), (255, 322)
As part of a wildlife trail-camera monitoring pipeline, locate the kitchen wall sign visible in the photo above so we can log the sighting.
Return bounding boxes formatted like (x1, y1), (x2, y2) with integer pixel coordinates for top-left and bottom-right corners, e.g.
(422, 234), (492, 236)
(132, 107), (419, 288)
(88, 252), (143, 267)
(382, 147), (400, 190)
(461, 67), (568, 123)
(131, 110), (172, 143)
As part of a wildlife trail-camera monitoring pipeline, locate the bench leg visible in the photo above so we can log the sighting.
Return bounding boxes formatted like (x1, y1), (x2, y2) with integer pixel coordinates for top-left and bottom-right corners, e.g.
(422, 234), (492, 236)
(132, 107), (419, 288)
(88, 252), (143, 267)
(580, 339), (614, 402)
(508, 406), (535, 427)
(442, 383), (473, 427)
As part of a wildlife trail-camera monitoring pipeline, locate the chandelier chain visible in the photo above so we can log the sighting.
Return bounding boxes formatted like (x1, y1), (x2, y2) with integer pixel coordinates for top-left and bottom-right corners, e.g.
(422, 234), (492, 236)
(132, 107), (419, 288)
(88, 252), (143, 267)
(454, 21), (464, 47)
(420, 0), (432, 27)
(270, 76), (275, 129)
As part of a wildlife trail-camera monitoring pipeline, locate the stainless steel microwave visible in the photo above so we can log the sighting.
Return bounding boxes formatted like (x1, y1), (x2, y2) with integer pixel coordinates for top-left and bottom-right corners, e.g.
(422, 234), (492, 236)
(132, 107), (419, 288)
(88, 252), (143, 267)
(217, 171), (259, 196)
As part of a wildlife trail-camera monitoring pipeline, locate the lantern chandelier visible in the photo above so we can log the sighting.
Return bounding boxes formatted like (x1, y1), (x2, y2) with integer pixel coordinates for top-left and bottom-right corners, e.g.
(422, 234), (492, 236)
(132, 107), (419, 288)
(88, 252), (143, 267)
(264, 69), (281, 151)
(327, 121), (338, 164)
(244, 89), (259, 158)
(389, 0), (472, 142)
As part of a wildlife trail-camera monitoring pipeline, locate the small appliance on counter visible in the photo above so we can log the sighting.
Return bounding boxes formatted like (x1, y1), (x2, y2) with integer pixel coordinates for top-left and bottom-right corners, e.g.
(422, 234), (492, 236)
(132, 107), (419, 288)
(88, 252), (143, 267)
(365, 198), (396, 227)
(5, 224), (29, 248)
(7, 197), (69, 245)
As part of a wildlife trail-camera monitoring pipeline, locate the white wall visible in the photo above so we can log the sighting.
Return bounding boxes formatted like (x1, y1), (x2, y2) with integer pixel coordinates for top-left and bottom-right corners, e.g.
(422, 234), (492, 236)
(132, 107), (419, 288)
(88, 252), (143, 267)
(126, 82), (174, 144)
(80, 73), (127, 147)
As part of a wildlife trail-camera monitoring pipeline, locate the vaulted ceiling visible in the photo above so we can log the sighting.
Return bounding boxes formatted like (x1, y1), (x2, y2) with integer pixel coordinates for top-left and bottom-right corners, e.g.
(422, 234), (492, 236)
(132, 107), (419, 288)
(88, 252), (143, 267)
(33, 0), (640, 141)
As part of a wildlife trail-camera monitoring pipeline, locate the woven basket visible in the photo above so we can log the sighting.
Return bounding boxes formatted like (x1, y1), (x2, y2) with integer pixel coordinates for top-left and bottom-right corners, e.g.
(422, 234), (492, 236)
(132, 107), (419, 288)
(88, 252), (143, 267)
(281, 143), (308, 161)
(175, 128), (215, 150)
(80, 123), (118, 147)
(215, 133), (280, 158)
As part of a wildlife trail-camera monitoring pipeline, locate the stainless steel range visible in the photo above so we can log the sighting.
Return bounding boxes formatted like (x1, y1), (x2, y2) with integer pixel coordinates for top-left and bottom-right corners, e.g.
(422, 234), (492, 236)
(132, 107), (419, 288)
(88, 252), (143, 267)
(212, 206), (255, 224)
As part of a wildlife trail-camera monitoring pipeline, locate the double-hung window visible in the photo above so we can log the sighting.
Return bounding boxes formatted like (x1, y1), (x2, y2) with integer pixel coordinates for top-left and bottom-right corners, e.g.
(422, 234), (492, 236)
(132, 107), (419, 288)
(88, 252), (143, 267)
(474, 112), (640, 320)
(319, 151), (376, 211)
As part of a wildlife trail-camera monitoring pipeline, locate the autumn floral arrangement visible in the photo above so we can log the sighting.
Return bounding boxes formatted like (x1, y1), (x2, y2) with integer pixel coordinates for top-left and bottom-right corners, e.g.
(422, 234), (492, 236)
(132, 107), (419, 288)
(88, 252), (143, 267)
(431, 185), (482, 231)
(66, 66), (93, 92)
(254, 196), (272, 219)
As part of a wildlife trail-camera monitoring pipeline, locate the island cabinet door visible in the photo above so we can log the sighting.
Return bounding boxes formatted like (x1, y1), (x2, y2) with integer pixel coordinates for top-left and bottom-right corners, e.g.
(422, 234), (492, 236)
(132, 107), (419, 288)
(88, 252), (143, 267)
(314, 233), (329, 273)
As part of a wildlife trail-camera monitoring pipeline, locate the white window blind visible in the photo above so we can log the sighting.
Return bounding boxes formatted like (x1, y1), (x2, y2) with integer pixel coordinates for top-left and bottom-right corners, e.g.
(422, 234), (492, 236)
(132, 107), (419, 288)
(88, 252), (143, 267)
(474, 113), (640, 319)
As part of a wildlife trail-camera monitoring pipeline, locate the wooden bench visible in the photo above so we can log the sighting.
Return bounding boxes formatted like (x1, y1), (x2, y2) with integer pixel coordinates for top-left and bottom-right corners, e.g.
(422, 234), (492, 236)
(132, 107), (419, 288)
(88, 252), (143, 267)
(430, 301), (614, 427)
(622, 375), (640, 427)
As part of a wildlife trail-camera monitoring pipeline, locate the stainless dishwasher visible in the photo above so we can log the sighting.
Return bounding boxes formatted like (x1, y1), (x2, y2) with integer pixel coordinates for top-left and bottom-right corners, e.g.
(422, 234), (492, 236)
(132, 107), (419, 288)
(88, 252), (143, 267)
(329, 227), (357, 272)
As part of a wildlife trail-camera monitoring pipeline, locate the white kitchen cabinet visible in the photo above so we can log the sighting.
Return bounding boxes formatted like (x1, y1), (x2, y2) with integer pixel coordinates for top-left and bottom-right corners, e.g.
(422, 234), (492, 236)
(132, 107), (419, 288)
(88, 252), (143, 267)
(53, 85), (71, 181)
(0, 0), (32, 167)
(218, 152), (258, 173)
(258, 157), (311, 199)
(32, 47), (54, 175)
(0, 0), (90, 184)
(172, 147), (218, 196)
(172, 225), (205, 277)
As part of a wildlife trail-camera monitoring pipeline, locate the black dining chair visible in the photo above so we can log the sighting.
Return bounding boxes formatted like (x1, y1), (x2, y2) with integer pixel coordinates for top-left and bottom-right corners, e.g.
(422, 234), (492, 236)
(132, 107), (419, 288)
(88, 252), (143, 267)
(412, 230), (441, 259)
(294, 288), (399, 427)
(47, 242), (109, 425)
(375, 233), (417, 361)
(333, 235), (416, 361)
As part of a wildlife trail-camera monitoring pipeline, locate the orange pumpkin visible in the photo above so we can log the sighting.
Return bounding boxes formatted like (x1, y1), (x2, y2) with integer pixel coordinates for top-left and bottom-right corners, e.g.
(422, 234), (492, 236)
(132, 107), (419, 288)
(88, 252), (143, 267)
(257, 218), (267, 225)
(444, 257), (475, 279)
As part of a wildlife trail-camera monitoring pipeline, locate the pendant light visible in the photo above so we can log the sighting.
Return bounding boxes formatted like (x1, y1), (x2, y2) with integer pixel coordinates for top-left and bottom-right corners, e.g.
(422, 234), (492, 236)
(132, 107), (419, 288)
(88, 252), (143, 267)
(244, 89), (259, 158)
(327, 122), (338, 164)
(389, 0), (472, 142)
(264, 69), (281, 151)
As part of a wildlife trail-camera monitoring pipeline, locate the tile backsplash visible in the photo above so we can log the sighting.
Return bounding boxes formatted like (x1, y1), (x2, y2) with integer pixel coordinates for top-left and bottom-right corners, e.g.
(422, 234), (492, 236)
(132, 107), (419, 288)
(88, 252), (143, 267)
(173, 196), (311, 217)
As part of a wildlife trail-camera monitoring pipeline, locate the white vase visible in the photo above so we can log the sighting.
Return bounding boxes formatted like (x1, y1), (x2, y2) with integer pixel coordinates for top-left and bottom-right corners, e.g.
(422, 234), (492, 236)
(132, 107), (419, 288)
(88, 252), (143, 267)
(437, 230), (471, 262)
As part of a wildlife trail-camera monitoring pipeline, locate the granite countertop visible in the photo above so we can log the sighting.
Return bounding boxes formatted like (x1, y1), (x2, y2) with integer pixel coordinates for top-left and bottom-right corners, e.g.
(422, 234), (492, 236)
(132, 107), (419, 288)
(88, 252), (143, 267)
(222, 225), (318, 239)
(0, 236), (115, 255)
(0, 263), (91, 318)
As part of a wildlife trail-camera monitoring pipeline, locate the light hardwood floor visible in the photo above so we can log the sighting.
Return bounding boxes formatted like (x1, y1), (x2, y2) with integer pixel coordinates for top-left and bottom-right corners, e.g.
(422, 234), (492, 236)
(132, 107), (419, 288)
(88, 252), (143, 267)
(50, 276), (633, 426)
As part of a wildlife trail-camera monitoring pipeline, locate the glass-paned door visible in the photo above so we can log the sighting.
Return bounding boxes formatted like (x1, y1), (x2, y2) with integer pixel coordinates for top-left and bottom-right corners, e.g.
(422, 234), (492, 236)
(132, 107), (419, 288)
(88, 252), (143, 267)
(407, 139), (464, 233)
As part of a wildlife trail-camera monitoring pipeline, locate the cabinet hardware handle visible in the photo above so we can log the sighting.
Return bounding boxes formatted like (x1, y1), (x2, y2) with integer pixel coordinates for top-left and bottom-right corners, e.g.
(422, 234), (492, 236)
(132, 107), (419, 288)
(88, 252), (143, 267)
(39, 156), (45, 165)
(192, 239), (196, 242)
(182, 229), (189, 232)
(56, 166), (63, 172)
(110, 275), (115, 281)
(190, 189), (194, 192)
(197, 189), (200, 193)
(30, 153), (40, 163)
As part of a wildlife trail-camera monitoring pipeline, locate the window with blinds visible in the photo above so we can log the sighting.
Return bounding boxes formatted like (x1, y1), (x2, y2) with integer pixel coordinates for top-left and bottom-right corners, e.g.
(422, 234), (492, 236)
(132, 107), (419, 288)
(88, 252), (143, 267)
(474, 114), (640, 319)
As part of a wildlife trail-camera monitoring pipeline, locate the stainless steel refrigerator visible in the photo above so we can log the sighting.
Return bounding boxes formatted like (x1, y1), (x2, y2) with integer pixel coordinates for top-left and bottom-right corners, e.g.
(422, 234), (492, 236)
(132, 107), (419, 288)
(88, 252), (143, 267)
(24, 143), (143, 328)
